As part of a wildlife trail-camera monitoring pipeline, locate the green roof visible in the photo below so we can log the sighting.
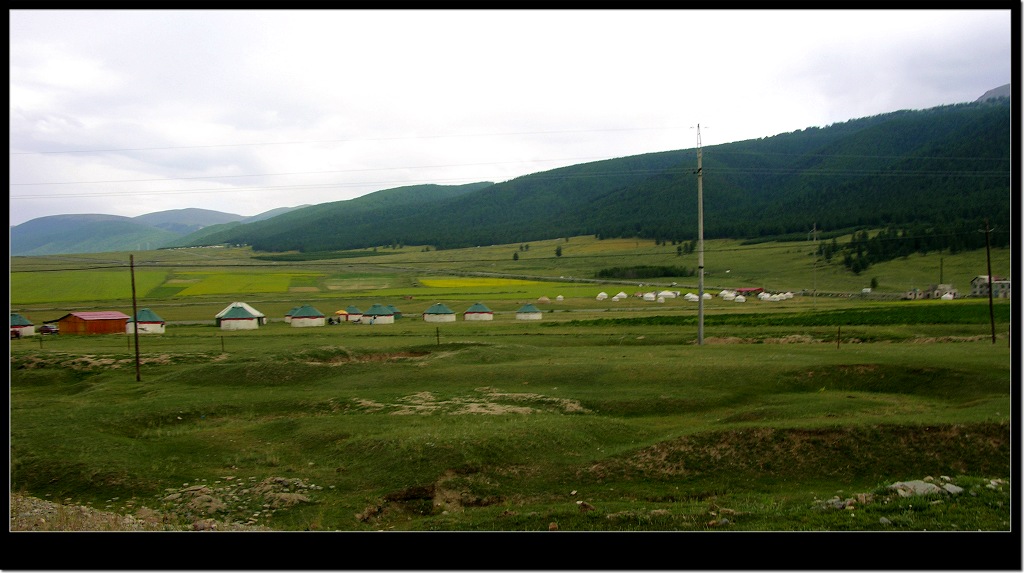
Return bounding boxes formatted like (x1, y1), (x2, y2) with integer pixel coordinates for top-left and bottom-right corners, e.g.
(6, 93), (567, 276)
(517, 304), (542, 313)
(220, 306), (257, 319)
(290, 304), (324, 318)
(10, 313), (32, 326)
(128, 308), (164, 323)
(464, 303), (492, 313)
(364, 304), (394, 316)
(345, 305), (363, 314)
(424, 303), (455, 314)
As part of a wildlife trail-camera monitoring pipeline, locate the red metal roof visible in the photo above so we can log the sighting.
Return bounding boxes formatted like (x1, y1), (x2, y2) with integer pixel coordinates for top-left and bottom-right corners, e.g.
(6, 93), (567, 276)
(68, 311), (131, 320)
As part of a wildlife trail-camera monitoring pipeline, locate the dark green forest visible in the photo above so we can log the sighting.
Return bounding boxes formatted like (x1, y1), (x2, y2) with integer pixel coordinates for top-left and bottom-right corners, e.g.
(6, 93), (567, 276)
(174, 99), (1012, 264)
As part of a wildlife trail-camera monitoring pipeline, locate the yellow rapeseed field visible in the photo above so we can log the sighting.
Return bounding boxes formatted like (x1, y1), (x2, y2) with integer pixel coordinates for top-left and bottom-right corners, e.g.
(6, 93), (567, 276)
(417, 277), (544, 288)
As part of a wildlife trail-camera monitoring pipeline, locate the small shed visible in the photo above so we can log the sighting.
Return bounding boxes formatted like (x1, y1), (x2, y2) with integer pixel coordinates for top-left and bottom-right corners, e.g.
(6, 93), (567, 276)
(423, 303), (456, 323)
(10, 313), (35, 337)
(56, 311), (131, 335)
(464, 302), (494, 321)
(515, 303), (543, 320)
(219, 305), (260, 330)
(216, 302), (267, 326)
(127, 308), (166, 334)
(362, 303), (395, 325)
(290, 304), (326, 327)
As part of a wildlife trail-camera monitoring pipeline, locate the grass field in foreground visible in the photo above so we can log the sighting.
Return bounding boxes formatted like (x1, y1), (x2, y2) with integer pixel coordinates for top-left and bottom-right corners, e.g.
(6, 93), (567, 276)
(10, 309), (1012, 533)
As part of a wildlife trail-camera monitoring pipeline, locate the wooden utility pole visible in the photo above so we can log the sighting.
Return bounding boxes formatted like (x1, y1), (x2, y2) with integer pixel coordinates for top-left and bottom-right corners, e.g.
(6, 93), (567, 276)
(984, 220), (996, 344)
(130, 254), (141, 381)
(695, 124), (705, 346)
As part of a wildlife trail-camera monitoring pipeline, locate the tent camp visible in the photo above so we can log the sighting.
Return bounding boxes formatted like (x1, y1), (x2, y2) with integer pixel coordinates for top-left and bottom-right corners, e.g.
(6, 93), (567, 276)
(219, 305), (260, 330)
(423, 303), (456, 323)
(216, 302), (266, 326)
(290, 305), (326, 327)
(464, 302), (493, 321)
(10, 313), (34, 337)
(362, 303), (395, 325)
(56, 311), (130, 335)
(515, 303), (543, 320)
(127, 308), (166, 334)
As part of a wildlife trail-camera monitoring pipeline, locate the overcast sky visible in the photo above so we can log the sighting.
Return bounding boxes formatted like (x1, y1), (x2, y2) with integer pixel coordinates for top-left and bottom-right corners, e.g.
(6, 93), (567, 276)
(9, 9), (1013, 226)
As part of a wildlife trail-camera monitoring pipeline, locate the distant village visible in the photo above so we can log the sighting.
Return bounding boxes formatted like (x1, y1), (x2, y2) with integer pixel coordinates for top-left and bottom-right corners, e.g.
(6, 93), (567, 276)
(10, 275), (1011, 339)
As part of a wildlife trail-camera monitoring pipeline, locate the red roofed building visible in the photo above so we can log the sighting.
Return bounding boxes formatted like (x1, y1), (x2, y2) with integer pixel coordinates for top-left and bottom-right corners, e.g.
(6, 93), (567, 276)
(55, 311), (131, 335)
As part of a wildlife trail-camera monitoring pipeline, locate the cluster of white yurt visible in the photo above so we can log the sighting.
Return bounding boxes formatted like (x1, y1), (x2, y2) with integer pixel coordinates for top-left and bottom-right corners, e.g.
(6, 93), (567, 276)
(717, 290), (747, 303)
(757, 291), (795, 302)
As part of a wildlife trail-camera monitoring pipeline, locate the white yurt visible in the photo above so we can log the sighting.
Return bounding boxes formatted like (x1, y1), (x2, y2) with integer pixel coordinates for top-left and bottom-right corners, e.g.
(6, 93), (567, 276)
(423, 303), (456, 323)
(515, 303), (543, 320)
(464, 302), (494, 321)
(344, 305), (363, 322)
(616, 292), (628, 299)
(643, 292), (657, 302)
(555, 295), (564, 302)
(219, 305), (260, 330)
(216, 302), (266, 326)
(658, 290), (677, 299)
(684, 293), (699, 302)
(290, 305), (326, 327)
(127, 308), (166, 334)
(596, 292), (608, 301)
(537, 296), (551, 304)
(361, 304), (395, 325)
(734, 295), (746, 303)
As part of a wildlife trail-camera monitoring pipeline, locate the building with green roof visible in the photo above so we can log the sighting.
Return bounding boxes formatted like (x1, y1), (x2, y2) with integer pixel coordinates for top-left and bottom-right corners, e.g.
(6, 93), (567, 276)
(464, 302), (494, 321)
(127, 308), (166, 334)
(361, 303), (395, 325)
(515, 303), (543, 320)
(423, 303), (456, 323)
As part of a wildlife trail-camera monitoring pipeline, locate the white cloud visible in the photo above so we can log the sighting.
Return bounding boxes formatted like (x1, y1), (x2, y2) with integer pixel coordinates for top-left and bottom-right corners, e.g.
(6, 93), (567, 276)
(9, 8), (1012, 225)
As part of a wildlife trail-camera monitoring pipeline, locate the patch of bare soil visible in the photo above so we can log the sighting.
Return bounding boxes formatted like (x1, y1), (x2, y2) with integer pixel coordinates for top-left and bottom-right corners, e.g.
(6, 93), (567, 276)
(350, 387), (589, 416)
(10, 476), (322, 531)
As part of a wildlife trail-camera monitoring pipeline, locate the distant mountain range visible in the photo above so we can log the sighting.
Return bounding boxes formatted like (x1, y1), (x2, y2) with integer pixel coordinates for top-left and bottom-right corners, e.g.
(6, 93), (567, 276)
(10, 85), (1011, 257)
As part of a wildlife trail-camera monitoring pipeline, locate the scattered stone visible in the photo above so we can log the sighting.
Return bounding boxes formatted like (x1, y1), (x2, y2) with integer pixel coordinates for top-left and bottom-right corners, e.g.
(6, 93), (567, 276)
(889, 480), (944, 497)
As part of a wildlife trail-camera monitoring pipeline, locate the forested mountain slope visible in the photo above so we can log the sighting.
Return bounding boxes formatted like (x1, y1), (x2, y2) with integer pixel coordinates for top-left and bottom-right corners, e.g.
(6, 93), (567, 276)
(177, 99), (1010, 253)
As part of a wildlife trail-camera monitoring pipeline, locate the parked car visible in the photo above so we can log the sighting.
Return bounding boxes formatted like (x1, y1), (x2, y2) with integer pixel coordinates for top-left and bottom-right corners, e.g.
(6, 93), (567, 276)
(38, 324), (59, 335)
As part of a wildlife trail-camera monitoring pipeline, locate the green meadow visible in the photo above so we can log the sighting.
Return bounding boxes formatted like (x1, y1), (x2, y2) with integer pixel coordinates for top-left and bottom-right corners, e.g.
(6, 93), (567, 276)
(8, 235), (1013, 537)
